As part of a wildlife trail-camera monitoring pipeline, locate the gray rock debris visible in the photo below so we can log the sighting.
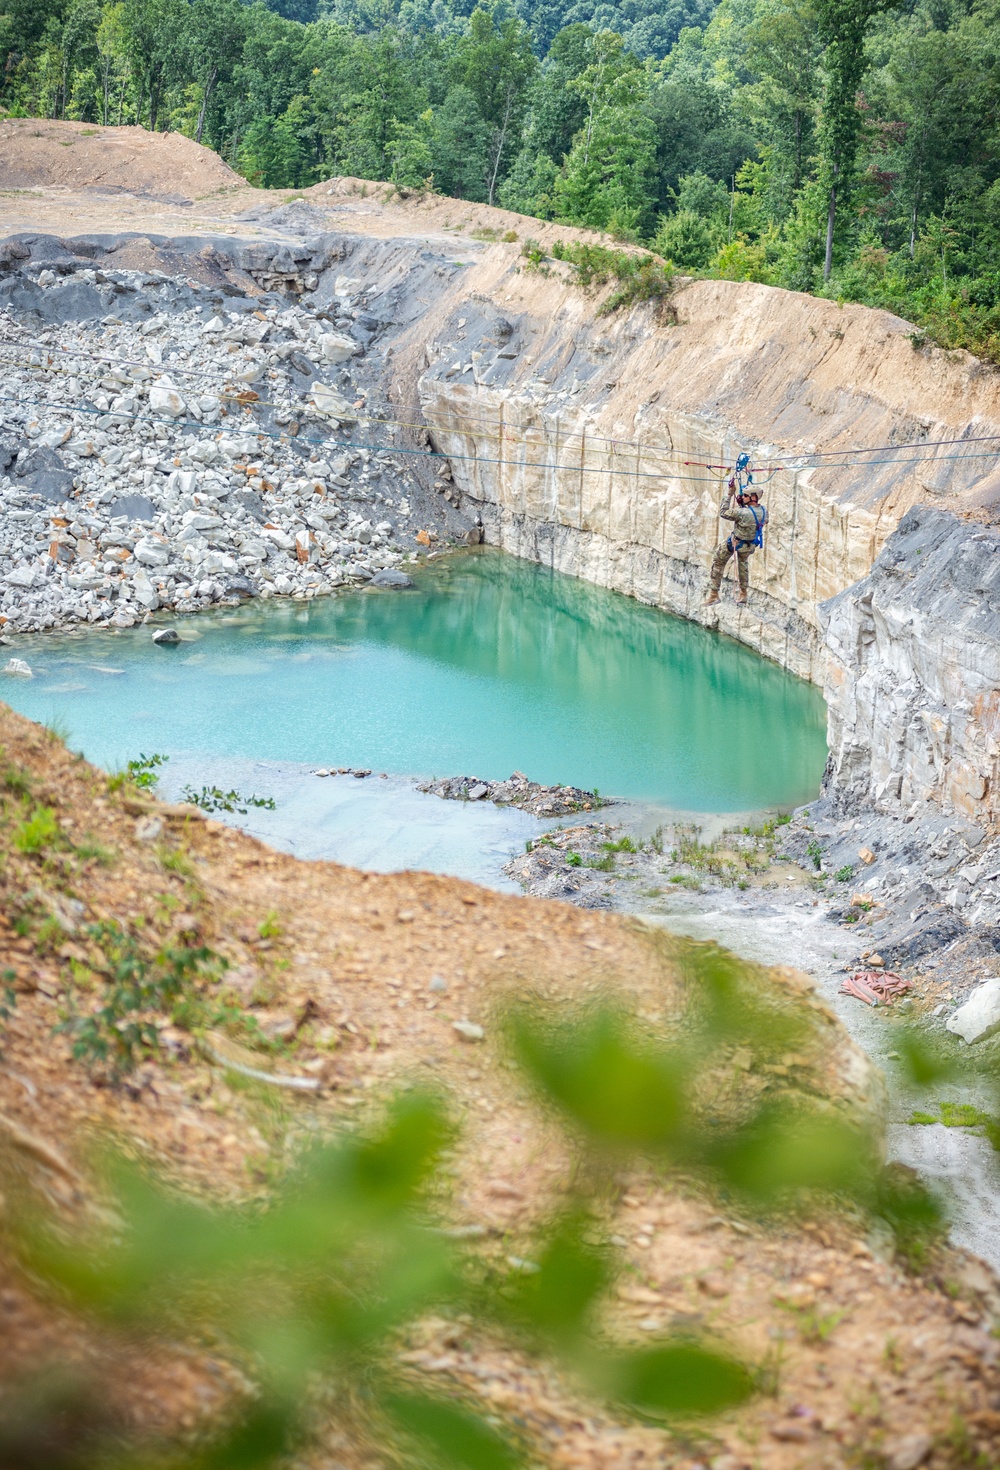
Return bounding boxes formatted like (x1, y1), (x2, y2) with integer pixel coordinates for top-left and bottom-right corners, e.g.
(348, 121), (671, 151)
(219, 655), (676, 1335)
(418, 770), (608, 818)
(0, 259), (439, 633)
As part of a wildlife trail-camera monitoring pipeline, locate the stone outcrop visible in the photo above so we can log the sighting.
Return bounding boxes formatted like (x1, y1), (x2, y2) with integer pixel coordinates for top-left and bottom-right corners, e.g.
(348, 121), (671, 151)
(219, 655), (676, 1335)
(822, 506), (1000, 822)
(392, 265), (1000, 682)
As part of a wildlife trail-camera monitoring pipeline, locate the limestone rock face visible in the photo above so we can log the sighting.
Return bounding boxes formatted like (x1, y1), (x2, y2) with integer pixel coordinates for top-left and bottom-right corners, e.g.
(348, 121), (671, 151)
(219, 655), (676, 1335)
(821, 507), (1000, 822)
(947, 978), (1000, 1044)
(393, 272), (1000, 683)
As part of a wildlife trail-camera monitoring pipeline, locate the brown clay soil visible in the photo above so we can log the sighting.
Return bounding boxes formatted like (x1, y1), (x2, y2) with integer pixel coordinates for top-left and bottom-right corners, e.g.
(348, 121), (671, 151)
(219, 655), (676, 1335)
(0, 700), (998, 1470)
(0, 118), (242, 201)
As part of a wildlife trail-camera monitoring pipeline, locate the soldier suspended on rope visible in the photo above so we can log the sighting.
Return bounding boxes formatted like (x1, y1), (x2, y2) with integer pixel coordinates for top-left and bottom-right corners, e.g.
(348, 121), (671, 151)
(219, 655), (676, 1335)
(704, 476), (768, 608)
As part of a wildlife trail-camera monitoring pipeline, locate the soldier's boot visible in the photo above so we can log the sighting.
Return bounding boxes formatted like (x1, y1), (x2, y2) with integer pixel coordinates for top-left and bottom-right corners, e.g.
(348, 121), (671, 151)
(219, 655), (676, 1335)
(705, 546), (729, 604)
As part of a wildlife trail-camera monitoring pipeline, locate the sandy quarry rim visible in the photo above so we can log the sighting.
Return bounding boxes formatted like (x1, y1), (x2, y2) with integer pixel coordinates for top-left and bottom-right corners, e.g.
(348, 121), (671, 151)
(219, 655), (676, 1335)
(0, 119), (655, 253)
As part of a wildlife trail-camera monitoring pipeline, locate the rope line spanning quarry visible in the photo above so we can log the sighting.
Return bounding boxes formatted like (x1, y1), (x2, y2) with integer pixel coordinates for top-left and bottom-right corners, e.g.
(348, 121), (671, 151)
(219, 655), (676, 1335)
(6, 338), (1000, 473)
(5, 392), (1000, 489)
(0, 394), (726, 484)
(2, 338), (666, 450)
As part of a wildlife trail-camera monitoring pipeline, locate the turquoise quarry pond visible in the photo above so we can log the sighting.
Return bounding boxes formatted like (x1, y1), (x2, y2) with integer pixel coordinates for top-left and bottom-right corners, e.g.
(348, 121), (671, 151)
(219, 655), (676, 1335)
(3, 549), (826, 811)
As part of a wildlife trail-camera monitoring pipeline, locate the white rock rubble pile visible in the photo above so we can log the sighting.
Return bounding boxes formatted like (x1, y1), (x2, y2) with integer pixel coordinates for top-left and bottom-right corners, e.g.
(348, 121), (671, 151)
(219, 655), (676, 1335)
(0, 269), (439, 633)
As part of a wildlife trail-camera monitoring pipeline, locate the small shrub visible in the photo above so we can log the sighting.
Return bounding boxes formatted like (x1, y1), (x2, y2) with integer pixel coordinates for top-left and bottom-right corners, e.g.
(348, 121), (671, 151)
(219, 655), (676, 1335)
(75, 835), (116, 865)
(2, 762), (31, 797)
(588, 853), (615, 872)
(806, 840), (823, 871)
(13, 806), (60, 854)
(834, 865), (854, 883)
(520, 237), (549, 272)
(181, 784), (276, 815)
(566, 851), (582, 866)
(108, 752), (167, 792)
(57, 922), (226, 1076)
(258, 911), (282, 940)
(549, 241), (676, 321)
(603, 836), (637, 854)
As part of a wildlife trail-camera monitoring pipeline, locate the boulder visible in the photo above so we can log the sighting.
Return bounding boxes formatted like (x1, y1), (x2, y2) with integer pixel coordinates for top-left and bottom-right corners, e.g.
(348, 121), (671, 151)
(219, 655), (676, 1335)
(131, 569), (160, 609)
(149, 378), (186, 418)
(14, 445), (75, 502)
(317, 331), (357, 364)
(224, 575), (256, 599)
(946, 978), (1000, 1044)
(2, 657), (32, 677)
(152, 628), (180, 645)
(309, 383), (357, 421)
(371, 568), (414, 589)
(108, 493), (156, 522)
(134, 536), (170, 567)
(234, 490), (265, 521)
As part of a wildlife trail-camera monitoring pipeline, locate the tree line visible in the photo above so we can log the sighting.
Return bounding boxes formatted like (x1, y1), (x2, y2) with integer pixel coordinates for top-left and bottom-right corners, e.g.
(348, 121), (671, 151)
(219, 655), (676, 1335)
(4, 0), (1000, 360)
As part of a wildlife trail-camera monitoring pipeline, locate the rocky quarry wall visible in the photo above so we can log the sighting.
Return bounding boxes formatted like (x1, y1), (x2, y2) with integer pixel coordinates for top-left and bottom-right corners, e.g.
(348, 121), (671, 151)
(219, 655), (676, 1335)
(378, 244), (1000, 826)
(4, 219), (1000, 826)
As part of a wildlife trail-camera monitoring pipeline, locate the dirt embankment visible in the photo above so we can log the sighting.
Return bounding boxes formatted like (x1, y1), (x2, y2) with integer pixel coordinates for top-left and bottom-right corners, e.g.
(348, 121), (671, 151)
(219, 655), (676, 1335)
(0, 700), (998, 1470)
(0, 118), (242, 201)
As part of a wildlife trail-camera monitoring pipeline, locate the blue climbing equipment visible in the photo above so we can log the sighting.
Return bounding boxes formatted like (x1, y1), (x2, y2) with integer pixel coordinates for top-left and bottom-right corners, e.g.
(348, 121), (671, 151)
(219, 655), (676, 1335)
(726, 451), (766, 551)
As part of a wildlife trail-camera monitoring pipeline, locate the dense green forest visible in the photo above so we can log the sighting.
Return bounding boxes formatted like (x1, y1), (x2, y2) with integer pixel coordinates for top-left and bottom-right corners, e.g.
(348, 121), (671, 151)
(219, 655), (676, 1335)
(3, 0), (1000, 359)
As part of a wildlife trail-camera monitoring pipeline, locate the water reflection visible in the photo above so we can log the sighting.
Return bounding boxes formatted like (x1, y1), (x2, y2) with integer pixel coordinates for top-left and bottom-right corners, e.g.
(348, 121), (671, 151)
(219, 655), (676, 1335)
(2, 549), (827, 810)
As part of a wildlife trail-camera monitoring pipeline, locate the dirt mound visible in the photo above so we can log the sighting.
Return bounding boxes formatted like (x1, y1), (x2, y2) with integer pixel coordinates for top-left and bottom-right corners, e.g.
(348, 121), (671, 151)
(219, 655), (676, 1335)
(305, 173), (639, 251)
(0, 119), (241, 202)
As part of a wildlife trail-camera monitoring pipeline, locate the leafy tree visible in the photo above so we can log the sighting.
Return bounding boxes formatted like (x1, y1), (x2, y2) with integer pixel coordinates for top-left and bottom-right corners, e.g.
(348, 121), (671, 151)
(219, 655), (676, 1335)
(497, 145), (559, 215)
(653, 207), (719, 266)
(183, 0), (247, 144)
(742, 0), (821, 199)
(387, 113), (434, 186)
(524, 23), (592, 164)
(429, 84), (492, 197)
(815, 0), (890, 278)
(451, 8), (537, 202)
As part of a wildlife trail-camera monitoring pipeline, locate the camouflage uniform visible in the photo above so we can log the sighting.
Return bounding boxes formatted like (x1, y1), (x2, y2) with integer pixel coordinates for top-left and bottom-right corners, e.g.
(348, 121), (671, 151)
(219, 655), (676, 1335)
(709, 493), (768, 596)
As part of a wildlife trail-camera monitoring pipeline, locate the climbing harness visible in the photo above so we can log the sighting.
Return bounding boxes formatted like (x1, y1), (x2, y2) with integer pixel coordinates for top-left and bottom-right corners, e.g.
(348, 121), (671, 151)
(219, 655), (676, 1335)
(720, 451), (767, 555)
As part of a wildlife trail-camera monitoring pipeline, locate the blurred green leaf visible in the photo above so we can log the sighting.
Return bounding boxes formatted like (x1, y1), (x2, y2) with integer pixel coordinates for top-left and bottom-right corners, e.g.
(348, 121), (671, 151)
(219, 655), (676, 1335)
(181, 1403), (296, 1470)
(705, 1107), (869, 1200)
(512, 1008), (686, 1150)
(603, 1342), (754, 1416)
(502, 1212), (610, 1341)
(876, 1162), (946, 1269)
(384, 1391), (522, 1470)
(894, 1030), (958, 1089)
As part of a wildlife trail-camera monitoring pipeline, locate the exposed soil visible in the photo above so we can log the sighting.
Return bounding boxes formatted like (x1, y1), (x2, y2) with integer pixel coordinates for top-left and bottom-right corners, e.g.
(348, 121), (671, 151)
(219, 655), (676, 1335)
(0, 119), (241, 202)
(0, 119), (622, 250)
(0, 701), (998, 1470)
